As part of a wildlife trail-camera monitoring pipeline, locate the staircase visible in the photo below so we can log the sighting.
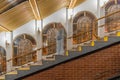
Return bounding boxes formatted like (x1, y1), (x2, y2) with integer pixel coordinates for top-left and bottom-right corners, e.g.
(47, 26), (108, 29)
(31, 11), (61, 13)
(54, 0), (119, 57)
(0, 32), (120, 80)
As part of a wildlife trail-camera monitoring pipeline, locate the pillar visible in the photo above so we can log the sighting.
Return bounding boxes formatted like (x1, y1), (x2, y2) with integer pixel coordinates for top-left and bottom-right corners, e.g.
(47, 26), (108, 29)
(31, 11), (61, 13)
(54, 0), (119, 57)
(6, 32), (13, 72)
(35, 20), (43, 62)
(97, 0), (106, 37)
(66, 8), (73, 50)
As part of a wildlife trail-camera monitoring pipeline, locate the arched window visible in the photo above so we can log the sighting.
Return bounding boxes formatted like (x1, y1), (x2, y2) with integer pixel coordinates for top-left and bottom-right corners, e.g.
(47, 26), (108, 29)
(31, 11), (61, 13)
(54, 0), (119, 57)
(105, 0), (120, 32)
(0, 46), (6, 73)
(42, 23), (67, 56)
(13, 34), (36, 66)
(73, 11), (97, 44)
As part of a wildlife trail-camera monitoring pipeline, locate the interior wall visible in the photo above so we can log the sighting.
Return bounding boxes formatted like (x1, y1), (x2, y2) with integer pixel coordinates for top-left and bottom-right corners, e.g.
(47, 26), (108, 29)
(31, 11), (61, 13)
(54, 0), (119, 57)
(73, 0), (98, 17)
(98, 0), (116, 37)
(0, 32), (6, 48)
(98, 6), (106, 37)
(5, 20), (41, 71)
(0, 31), (13, 72)
(13, 20), (36, 40)
(72, 0), (109, 38)
(100, 0), (109, 7)
(68, 0), (98, 48)
(43, 8), (67, 31)
(43, 8), (71, 50)
(13, 19), (42, 61)
(0, 20), (37, 50)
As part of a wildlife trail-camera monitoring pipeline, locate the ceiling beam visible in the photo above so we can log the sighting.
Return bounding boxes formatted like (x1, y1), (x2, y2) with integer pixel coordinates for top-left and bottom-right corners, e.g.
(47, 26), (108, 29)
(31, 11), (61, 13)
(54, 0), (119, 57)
(0, 24), (11, 32)
(29, 0), (41, 20)
(69, 0), (77, 8)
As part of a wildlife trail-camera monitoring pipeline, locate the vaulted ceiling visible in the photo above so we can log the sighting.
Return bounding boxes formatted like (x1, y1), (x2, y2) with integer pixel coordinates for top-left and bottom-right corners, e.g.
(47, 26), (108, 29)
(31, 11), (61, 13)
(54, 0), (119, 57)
(0, 0), (85, 32)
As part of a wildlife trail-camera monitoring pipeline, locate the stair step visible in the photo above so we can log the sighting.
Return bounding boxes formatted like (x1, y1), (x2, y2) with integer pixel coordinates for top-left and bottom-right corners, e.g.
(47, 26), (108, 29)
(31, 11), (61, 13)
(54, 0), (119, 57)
(31, 61), (43, 66)
(43, 58), (55, 61)
(97, 38), (104, 41)
(83, 43), (91, 46)
(29, 65), (45, 73)
(7, 71), (18, 75)
(97, 36), (111, 42)
(42, 54), (55, 61)
(109, 32), (116, 36)
(95, 36), (120, 47)
(18, 67), (30, 70)
(55, 55), (65, 60)
(71, 47), (78, 51)
(42, 60), (55, 64)
(0, 75), (5, 80)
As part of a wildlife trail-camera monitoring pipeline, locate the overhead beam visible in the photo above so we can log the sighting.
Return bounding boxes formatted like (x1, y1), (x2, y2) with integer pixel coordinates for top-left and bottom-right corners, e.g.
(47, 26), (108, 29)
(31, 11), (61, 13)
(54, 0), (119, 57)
(29, 0), (41, 20)
(0, 24), (11, 32)
(69, 0), (77, 8)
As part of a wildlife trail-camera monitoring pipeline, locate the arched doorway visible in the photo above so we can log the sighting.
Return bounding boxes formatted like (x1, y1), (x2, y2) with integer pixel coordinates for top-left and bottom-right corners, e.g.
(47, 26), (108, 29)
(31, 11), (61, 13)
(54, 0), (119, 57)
(105, 0), (120, 32)
(73, 11), (97, 44)
(13, 34), (36, 66)
(0, 46), (6, 73)
(42, 23), (67, 56)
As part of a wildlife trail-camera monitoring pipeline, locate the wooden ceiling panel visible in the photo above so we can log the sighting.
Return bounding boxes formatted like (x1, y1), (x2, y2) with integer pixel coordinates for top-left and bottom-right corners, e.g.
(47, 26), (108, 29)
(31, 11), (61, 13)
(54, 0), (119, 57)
(0, 0), (14, 14)
(0, 0), (86, 32)
(0, 1), (34, 30)
(69, 0), (86, 8)
(74, 0), (86, 7)
(36, 0), (85, 18)
(0, 0), (27, 14)
(0, 26), (8, 32)
(37, 0), (69, 19)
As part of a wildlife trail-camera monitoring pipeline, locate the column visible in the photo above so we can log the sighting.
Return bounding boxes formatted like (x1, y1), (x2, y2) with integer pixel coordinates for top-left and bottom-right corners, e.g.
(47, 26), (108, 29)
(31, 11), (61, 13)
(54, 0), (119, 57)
(6, 32), (13, 72)
(97, 0), (105, 37)
(35, 20), (43, 62)
(66, 8), (73, 50)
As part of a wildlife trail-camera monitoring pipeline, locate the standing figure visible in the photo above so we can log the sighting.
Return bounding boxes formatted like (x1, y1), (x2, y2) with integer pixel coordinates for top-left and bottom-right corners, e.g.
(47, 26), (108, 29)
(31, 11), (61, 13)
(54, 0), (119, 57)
(56, 25), (65, 55)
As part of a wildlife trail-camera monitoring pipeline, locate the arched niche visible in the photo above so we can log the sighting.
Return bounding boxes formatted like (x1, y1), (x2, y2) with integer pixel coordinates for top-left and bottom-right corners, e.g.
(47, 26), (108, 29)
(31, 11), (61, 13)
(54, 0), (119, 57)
(73, 11), (97, 44)
(0, 46), (6, 73)
(105, 0), (120, 32)
(42, 23), (67, 56)
(13, 34), (37, 66)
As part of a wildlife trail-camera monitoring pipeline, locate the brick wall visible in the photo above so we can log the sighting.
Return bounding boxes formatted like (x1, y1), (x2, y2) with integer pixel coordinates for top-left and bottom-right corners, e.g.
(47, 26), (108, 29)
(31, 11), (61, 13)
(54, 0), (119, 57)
(23, 43), (120, 80)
